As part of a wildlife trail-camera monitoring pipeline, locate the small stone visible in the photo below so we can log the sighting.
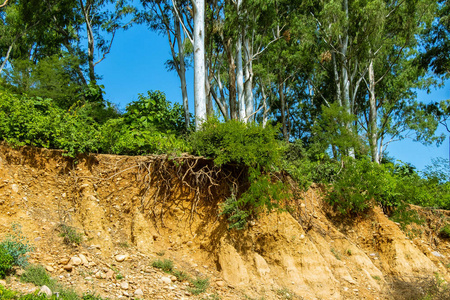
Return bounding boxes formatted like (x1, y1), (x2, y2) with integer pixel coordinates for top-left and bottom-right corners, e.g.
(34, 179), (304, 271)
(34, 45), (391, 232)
(59, 258), (70, 265)
(161, 276), (172, 284)
(432, 251), (443, 257)
(70, 257), (82, 265)
(95, 271), (103, 279)
(170, 275), (177, 282)
(300, 203), (306, 208)
(11, 184), (19, 193)
(186, 241), (193, 247)
(120, 282), (129, 290)
(106, 269), (115, 280)
(216, 281), (225, 287)
(134, 289), (144, 297)
(45, 266), (54, 272)
(39, 285), (52, 297)
(63, 265), (73, 272)
(0, 279), (6, 286)
(115, 255), (127, 262)
(343, 287), (349, 292)
(78, 254), (89, 265)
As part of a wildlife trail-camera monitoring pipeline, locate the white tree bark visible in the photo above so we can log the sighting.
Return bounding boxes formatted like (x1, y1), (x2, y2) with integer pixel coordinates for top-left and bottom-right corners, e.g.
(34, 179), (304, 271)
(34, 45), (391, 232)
(368, 57), (379, 163)
(193, 0), (207, 130)
(244, 36), (254, 121)
(175, 18), (190, 130)
(236, 0), (246, 122)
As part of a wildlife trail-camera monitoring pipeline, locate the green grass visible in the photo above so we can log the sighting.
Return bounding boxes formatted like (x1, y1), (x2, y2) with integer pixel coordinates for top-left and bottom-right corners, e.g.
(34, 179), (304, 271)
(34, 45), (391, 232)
(58, 224), (82, 245)
(188, 277), (209, 295)
(152, 259), (174, 273)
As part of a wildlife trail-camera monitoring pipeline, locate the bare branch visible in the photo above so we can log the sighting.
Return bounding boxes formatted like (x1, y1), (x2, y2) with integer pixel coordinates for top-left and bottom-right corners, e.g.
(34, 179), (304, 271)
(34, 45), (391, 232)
(0, 0), (9, 8)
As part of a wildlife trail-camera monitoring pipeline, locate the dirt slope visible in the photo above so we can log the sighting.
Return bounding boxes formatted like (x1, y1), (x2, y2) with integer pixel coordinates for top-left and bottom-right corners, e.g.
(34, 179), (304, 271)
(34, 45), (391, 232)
(0, 144), (449, 300)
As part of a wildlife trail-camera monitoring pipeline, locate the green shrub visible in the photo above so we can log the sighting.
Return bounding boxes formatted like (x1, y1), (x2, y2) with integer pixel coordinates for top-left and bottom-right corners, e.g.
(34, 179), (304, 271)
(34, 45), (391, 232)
(188, 277), (209, 295)
(57, 225), (82, 245)
(152, 259), (174, 273)
(0, 223), (34, 267)
(20, 265), (53, 287)
(0, 284), (16, 299)
(439, 224), (450, 239)
(190, 118), (283, 169)
(220, 169), (288, 229)
(0, 247), (13, 278)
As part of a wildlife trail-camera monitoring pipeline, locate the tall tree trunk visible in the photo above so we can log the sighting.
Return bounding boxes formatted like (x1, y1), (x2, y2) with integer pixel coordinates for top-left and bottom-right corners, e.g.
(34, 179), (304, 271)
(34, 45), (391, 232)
(175, 17), (190, 130)
(341, 0), (355, 158)
(80, 0), (96, 84)
(368, 57), (379, 163)
(194, 0), (207, 129)
(236, 0), (245, 121)
(0, 44), (13, 74)
(244, 36), (254, 121)
(226, 39), (237, 120)
(279, 78), (288, 142)
(236, 36), (245, 121)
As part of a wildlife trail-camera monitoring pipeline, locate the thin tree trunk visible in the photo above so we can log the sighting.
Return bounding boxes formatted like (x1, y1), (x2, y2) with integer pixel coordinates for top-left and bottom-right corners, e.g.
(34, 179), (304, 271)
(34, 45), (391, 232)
(0, 44), (13, 74)
(175, 17), (190, 130)
(80, 0), (96, 84)
(244, 35), (254, 122)
(194, 0), (207, 129)
(368, 57), (379, 163)
(226, 39), (237, 120)
(236, 0), (245, 121)
(279, 78), (288, 141)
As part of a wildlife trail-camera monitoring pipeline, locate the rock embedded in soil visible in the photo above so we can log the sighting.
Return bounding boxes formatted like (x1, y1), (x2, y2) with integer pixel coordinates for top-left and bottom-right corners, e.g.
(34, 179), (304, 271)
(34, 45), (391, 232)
(161, 276), (172, 284)
(115, 254), (128, 262)
(39, 285), (52, 297)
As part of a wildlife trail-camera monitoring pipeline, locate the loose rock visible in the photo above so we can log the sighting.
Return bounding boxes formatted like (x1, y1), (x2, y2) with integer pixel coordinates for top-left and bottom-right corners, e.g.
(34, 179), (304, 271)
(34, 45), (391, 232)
(39, 285), (52, 297)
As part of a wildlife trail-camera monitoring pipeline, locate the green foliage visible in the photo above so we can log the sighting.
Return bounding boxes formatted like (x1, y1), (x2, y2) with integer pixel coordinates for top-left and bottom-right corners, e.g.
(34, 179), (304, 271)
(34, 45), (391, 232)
(0, 248), (13, 279)
(20, 265), (53, 287)
(152, 259), (174, 273)
(0, 90), (189, 157)
(0, 284), (17, 299)
(57, 225), (82, 245)
(151, 259), (189, 281)
(220, 169), (288, 230)
(0, 224), (33, 268)
(20, 265), (79, 300)
(312, 103), (364, 159)
(124, 90), (190, 134)
(325, 158), (389, 214)
(283, 140), (341, 191)
(188, 277), (209, 295)
(190, 118), (283, 169)
(439, 224), (450, 239)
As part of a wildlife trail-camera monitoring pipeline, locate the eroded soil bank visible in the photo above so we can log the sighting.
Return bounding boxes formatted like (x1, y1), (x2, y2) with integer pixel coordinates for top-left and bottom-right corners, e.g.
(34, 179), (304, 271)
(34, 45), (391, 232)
(0, 144), (449, 299)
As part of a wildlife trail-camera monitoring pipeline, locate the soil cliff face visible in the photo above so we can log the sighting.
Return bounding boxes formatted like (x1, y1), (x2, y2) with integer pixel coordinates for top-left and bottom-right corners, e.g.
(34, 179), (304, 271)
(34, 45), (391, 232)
(0, 144), (449, 300)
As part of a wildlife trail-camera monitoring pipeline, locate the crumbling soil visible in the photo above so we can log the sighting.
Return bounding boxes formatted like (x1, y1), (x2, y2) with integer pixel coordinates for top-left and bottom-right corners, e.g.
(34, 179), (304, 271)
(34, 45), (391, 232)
(0, 144), (449, 300)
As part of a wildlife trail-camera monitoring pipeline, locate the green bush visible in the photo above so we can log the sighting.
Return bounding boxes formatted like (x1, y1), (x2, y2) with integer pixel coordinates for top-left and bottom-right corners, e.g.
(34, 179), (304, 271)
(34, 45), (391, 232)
(188, 277), (209, 295)
(57, 225), (82, 245)
(0, 284), (17, 299)
(0, 223), (34, 268)
(0, 247), (14, 278)
(190, 118), (283, 169)
(220, 169), (288, 229)
(20, 265), (53, 287)
(152, 259), (174, 273)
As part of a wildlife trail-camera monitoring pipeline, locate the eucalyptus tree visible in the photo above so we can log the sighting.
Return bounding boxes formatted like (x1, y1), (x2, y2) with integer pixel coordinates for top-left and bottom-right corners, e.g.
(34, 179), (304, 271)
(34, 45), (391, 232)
(420, 0), (450, 79)
(139, 0), (192, 130)
(193, 0), (207, 129)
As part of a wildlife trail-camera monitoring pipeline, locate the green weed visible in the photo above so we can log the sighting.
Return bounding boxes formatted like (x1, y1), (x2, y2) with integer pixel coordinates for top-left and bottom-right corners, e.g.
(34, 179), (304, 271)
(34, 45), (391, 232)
(188, 277), (209, 295)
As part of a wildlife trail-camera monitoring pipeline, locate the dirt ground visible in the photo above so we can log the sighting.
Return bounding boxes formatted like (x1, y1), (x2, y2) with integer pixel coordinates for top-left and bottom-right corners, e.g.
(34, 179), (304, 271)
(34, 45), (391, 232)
(0, 144), (449, 300)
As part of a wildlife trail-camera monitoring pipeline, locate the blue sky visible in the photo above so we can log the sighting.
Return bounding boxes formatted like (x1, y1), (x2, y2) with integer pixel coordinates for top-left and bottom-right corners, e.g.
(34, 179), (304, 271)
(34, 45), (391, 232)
(96, 24), (450, 172)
